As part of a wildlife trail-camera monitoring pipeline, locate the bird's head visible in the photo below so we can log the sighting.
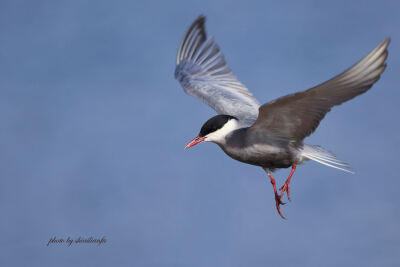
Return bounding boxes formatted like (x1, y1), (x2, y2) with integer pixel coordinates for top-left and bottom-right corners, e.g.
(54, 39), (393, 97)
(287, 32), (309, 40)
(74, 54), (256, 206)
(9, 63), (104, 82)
(185, 115), (240, 149)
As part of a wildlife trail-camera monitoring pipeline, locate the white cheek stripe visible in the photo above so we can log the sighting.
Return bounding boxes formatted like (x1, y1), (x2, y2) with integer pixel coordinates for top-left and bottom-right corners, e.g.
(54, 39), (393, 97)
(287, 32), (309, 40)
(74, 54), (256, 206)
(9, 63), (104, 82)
(205, 119), (241, 144)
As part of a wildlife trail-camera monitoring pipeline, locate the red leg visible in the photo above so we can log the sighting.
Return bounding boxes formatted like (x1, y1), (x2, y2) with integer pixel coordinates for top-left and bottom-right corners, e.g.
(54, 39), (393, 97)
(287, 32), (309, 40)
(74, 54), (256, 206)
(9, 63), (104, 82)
(279, 163), (297, 201)
(266, 169), (286, 219)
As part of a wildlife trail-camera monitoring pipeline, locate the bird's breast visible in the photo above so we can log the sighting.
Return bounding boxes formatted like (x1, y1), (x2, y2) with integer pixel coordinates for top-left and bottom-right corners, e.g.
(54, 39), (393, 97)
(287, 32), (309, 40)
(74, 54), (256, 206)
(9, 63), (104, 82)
(219, 141), (294, 168)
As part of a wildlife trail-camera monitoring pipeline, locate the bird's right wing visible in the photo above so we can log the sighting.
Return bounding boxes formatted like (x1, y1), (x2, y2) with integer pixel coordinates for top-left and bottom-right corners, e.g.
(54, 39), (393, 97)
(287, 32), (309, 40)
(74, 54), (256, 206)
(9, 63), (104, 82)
(175, 16), (260, 126)
(249, 38), (390, 141)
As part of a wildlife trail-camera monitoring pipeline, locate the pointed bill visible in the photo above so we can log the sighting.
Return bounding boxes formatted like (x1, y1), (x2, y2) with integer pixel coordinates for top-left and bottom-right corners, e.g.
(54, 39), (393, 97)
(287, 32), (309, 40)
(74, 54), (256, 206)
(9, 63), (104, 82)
(184, 136), (206, 149)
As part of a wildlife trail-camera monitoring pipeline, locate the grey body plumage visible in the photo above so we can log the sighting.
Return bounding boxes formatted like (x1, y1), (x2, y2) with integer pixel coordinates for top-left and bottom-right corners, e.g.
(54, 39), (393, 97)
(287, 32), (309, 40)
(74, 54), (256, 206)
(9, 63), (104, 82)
(220, 125), (298, 169)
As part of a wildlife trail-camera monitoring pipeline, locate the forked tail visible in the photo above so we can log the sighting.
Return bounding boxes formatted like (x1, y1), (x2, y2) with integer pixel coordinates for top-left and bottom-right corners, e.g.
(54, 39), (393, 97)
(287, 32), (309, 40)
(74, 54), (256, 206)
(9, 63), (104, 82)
(300, 144), (354, 174)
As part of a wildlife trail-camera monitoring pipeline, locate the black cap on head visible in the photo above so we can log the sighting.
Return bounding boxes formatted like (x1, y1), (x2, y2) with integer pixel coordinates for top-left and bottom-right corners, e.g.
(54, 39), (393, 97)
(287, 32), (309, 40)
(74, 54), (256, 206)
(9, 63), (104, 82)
(199, 115), (237, 137)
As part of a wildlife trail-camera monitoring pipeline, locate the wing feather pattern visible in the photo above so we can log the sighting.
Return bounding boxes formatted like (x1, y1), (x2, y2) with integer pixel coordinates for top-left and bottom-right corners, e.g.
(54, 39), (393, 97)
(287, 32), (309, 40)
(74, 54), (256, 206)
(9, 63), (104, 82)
(250, 38), (390, 141)
(175, 16), (260, 126)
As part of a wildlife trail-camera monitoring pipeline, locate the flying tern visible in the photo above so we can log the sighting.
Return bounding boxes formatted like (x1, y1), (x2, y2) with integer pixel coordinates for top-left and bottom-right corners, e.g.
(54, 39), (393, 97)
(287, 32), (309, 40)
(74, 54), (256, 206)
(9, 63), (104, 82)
(175, 15), (390, 218)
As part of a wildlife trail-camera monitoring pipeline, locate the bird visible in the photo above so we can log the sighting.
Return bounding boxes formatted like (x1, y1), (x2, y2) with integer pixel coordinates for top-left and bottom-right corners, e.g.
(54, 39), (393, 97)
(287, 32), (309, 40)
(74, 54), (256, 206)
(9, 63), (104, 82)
(174, 15), (390, 218)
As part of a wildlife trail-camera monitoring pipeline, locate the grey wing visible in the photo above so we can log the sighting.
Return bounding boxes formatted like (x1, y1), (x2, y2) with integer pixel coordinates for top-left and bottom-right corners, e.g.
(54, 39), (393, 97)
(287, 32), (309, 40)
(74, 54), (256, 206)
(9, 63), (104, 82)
(249, 38), (390, 141)
(175, 15), (260, 126)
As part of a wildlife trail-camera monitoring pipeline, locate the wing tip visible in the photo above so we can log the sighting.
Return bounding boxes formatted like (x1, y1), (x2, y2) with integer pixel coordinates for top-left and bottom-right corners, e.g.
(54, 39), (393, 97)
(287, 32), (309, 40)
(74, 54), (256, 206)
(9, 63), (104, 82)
(376, 37), (390, 60)
(189, 15), (207, 34)
(383, 37), (391, 46)
(195, 14), (206, 25)
(176, 15), (208, 65)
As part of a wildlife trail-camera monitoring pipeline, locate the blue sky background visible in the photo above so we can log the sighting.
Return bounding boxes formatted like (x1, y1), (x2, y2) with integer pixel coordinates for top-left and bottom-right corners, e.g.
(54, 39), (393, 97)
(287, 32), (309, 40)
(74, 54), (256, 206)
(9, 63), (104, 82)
(0, 0), (399, 266)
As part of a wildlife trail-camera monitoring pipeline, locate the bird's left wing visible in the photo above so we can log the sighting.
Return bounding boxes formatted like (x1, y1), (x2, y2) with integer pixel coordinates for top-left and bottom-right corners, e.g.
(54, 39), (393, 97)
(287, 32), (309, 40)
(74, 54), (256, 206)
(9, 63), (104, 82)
(249, 38), (390, 142)
(175, 16), (260, 126)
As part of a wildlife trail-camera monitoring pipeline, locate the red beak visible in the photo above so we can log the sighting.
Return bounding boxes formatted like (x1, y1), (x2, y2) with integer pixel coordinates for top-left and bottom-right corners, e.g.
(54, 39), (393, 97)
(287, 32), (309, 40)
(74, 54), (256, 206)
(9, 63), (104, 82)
(184, 136), (206, 149)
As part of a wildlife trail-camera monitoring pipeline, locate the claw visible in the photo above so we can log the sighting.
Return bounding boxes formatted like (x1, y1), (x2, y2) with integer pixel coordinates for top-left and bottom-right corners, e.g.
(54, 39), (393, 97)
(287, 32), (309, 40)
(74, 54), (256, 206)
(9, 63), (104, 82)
(266, 168), (287, 219)
(275, 193), (286, 205)
(279, 163), (296, 202)
(279, 183), (291, 201)
(265, 164), (297, 219)
(275, 193), (286, 219)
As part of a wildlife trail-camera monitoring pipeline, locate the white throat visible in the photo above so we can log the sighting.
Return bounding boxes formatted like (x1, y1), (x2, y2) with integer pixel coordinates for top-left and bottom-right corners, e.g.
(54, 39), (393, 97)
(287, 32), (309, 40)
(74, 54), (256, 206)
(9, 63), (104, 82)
(204, 119), (241, 145)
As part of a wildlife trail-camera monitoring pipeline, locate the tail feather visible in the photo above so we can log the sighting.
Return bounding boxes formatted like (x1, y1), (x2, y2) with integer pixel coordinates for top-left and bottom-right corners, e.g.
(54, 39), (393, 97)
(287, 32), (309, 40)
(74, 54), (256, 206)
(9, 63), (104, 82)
(300, 144), (354, 174)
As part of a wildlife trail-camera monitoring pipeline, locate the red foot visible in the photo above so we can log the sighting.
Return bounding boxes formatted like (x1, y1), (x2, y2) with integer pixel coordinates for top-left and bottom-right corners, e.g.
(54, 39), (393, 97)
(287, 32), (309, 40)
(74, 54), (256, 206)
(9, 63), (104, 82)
(267, 170), (286, 219)
(274, 192), (286, 219)
(279, 183), (291, 201)
(279, 163), (296, 201)
(266, 164), (297, 219)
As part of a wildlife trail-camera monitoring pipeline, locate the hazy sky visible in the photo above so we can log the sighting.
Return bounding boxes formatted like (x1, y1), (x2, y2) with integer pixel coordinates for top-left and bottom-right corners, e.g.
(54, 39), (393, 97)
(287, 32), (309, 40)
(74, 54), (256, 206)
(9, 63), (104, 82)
(0, 0), (399, 266)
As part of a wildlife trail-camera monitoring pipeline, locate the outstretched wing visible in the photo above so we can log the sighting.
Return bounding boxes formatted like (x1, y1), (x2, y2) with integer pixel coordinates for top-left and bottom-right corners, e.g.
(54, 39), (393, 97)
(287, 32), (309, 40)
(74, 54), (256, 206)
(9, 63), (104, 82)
(175, 15), (260, 126)
(249, 38), (390, 141)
